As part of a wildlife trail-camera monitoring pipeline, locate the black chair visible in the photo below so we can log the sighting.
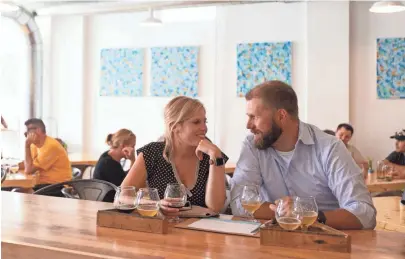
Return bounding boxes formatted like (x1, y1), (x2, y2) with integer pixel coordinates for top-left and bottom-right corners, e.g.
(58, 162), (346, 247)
(34, 179), (117, 202)
(72, 167), (82, 180)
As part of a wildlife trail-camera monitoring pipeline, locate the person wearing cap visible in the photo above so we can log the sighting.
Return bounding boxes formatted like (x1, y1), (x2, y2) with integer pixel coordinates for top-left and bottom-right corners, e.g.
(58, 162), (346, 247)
(384, 129), (405, 179)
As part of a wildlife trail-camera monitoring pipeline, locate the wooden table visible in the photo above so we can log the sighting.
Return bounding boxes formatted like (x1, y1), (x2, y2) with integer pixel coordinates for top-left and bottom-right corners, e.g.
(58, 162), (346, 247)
(367, 179), (405, 193)
(225, 162), (236, 174)
(373, 196), (405, 233)
(2, 192), (405, 259)
(69, 153), (99, 166)
(1, 172), (39, 188)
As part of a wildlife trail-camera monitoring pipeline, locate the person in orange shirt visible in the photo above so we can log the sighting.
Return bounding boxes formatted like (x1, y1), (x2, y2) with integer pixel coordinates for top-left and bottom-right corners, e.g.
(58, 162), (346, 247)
(24, 118), (72, 194)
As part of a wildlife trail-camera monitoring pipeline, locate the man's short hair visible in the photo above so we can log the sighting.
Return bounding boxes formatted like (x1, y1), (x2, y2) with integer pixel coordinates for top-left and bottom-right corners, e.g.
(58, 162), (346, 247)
(24, 118), (46, 133)
(336, 123), (354, 135)
(245, 80), (299, 119)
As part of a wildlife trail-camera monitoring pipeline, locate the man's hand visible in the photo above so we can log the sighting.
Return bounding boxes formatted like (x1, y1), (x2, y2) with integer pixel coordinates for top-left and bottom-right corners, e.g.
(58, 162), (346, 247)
(25, 132), (37, 148)
(269, 196), (293, 213)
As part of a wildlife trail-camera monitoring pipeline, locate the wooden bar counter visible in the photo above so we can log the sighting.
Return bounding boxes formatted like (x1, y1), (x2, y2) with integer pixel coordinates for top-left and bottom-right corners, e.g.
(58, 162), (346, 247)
(2, 192), (405, 259)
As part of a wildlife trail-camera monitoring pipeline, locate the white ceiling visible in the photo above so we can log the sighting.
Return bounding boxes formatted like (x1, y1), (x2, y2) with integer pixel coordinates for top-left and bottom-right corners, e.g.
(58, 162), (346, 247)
(4, 0), (299, 15)
(3, 0), (387, 16)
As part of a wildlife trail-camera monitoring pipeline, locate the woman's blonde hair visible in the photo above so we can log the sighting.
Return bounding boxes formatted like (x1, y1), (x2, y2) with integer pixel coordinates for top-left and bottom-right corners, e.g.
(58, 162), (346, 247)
(106, 129), (136, 149)
(163, 96), (205, 162)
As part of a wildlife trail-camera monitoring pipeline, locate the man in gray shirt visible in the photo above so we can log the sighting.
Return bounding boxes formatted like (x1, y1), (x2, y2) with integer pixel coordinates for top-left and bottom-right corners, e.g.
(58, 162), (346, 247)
(231, 81), (376, 230)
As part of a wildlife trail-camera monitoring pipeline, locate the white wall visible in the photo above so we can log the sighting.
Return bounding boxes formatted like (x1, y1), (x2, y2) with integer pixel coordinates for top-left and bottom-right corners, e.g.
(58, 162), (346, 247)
(305, 1), (350, 129)
(50, 16), (85, 151)
(85, 12), (217, 154)
(350, 2), (405, 164)
(216, 3), (307, 159)
(3, 2), (402, 164)
(35, 2), (353, 162)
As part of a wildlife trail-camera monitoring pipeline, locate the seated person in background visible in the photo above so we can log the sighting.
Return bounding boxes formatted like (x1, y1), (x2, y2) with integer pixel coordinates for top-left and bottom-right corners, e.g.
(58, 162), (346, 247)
(230, 81), (376, 230)
(122, 96), (228, 214)
(23, 118), (72, 193)
(93, 129), (136, 187)
(384, 129), (405, 179)
(323, 129), (335, 136)
(335, 123), (368, 179)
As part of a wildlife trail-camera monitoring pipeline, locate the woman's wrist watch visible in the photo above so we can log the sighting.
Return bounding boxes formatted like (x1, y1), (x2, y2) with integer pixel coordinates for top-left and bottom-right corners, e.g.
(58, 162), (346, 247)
(209, 157), (225, 166)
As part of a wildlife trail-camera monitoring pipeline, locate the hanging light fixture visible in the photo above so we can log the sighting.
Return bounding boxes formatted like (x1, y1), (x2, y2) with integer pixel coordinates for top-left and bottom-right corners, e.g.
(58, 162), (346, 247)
(140, 8), (162, 26)
(369, 1), (405, 13)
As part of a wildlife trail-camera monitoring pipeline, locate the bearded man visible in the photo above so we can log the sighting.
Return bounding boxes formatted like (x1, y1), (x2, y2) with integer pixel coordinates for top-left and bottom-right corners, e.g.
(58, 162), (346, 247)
(230, 80), (376, 230)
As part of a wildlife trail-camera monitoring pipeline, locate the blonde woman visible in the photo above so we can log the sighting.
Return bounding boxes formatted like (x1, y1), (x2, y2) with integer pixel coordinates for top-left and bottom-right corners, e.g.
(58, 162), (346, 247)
(121, 96), (228, 214)
(93, 129), (136, 187)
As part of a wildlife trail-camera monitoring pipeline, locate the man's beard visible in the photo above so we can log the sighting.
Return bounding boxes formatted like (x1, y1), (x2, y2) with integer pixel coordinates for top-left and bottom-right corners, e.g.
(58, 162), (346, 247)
(254, 121), (283, 150)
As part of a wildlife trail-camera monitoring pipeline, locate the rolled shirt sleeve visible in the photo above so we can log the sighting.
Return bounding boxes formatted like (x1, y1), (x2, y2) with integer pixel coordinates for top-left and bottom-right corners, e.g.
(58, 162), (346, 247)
(325, 140), (377, 229)
(230, 136), (263, 216)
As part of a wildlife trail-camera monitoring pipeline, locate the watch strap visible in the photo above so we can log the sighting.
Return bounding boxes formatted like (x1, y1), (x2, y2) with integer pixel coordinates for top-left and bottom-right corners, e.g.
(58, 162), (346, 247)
(317, 210), (326, 224)
(209, 157), (225, 166)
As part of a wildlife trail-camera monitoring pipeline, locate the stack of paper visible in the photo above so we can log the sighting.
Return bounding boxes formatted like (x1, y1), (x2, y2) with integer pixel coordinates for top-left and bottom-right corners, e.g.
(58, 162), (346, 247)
(187, 218), (260, 236)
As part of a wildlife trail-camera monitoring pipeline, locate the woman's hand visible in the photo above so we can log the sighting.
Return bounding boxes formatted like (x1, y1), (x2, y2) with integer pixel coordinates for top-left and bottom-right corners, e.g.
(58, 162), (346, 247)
(195, 139), (221, 161)
(122, 147), (135, 161)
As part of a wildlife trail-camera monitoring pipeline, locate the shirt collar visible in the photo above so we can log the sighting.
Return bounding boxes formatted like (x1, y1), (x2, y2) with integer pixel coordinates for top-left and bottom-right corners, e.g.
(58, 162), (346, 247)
(298, 121), (315, 145)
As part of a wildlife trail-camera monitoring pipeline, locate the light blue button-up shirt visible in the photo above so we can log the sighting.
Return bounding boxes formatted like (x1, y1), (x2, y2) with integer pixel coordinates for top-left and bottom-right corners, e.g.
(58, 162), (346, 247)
(230, 121), (376, 229)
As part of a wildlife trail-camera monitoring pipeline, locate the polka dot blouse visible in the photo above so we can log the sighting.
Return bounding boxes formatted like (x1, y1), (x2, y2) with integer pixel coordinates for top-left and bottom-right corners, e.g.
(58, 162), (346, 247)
(137, 141), (229, 208)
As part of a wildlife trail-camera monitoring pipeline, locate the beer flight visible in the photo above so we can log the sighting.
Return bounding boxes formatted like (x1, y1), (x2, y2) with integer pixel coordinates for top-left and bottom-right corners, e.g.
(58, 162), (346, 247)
(114, 183), (319, 231)
(113, 183), (188, 222)
(240, 185), (319, 231)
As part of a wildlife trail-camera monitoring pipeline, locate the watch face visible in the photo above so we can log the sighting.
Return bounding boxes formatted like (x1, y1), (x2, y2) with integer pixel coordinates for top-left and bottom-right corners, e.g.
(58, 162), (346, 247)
(216, 158), (225, 166)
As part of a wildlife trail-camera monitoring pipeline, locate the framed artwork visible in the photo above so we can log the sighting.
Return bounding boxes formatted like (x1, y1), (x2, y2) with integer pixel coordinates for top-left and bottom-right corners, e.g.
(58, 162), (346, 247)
(376, 38), (405, 99)
(100, 48), (144, 97)
(151, 46), (199, 97)
(237, 41), (292, 97)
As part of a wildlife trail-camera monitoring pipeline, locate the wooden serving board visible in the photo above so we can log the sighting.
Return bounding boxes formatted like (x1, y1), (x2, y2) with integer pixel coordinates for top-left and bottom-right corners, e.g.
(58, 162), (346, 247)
(96, 209), (168, 234)
(260, 222), (351, 253)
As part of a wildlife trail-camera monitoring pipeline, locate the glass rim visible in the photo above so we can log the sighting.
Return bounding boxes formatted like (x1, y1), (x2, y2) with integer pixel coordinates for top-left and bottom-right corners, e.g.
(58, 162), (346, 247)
(294, 196), (316, 200)
(166, 183), (184, 186)
(117, 186), (136, 190)
(139, 187), (159, 192)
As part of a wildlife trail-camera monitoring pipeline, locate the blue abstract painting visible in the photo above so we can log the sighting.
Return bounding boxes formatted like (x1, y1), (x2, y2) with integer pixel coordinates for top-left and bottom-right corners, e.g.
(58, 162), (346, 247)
(100, 48), (144, 96)
(377, 38), (405, 99)
(237, 42), (292, 97)
(151, 46), (199, 97)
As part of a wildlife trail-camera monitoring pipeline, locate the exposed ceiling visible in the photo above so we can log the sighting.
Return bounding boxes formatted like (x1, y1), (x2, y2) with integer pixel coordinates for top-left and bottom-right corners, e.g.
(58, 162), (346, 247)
(4, 0), (300, 16)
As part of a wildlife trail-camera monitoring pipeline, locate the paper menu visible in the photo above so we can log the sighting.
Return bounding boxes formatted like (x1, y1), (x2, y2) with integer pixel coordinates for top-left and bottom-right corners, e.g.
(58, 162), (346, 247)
(186, 218), (260, 236)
